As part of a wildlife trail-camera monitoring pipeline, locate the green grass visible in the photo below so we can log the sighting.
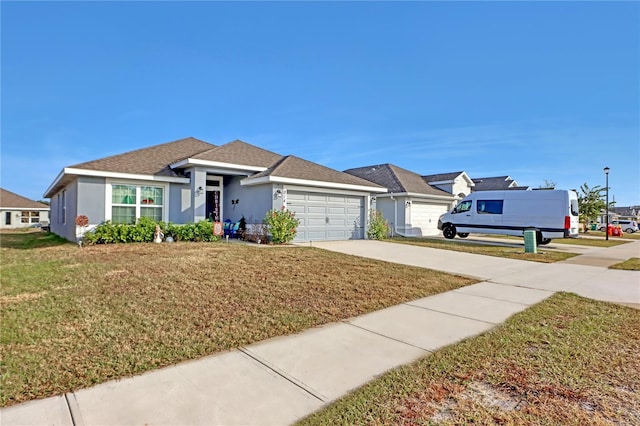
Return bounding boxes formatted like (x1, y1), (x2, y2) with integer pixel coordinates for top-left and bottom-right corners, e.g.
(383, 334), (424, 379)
(0, 231), (475, 407)
(545, 237), (630, 247)
(609, 257), (640, 271)
(585, 230), (640, 241)
(298, 293), (640, 425)
(389, 237), (578, 263)
(477, 233), (631, 247)
(0, 229), (70, 249)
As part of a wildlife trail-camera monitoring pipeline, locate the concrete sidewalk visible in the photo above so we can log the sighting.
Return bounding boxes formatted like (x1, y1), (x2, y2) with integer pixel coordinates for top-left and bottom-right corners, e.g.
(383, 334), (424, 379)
(2, 240), (639, 426)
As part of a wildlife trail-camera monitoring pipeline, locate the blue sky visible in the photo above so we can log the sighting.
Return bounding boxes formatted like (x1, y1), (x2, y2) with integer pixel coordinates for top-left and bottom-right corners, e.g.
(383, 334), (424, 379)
(2, 1), (639, 206)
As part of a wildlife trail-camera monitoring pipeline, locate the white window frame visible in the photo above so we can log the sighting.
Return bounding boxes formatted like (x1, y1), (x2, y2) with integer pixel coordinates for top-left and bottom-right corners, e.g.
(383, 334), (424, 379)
(105, 179), (169, 223)
(21, 211), (40, 223)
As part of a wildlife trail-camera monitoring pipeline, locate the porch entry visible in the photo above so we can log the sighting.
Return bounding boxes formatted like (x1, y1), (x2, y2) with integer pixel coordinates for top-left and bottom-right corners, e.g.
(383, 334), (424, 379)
(205, 176), (223, 222)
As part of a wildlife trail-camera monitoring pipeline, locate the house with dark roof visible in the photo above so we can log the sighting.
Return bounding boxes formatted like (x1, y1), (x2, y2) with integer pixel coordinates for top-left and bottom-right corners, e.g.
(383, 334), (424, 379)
(344, 164), (456, 237)
(0, 188), (50, 229)
(422, 171), (475, 198)
(43, 138), (386, 242)
(471, 176), (530, 191)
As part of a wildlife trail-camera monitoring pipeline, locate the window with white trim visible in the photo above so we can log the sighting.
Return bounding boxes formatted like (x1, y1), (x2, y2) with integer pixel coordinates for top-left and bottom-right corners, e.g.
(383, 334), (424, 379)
(21, 211), (40, 223)
(110, 184), (165, 224)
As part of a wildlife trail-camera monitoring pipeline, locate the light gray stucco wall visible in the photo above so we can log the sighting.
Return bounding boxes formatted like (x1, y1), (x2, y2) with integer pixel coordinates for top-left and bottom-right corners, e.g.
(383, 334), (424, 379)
(49, 179), (79, 241)
(376, 196), (407, 236)
(169, 183), (192, 224)
(224, 176), (273, 224)
(77, 176), (106, 225)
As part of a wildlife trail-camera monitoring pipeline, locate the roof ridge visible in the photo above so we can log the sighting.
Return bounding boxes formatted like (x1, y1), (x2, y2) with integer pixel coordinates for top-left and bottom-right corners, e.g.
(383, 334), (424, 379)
(71, 137), (214, 168)
(1, 188), (49, 209)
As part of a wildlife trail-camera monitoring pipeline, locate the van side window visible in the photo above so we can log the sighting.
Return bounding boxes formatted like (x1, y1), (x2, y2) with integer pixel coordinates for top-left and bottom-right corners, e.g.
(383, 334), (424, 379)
(453, 200), (472, 214)
(477, 200), (503, 214)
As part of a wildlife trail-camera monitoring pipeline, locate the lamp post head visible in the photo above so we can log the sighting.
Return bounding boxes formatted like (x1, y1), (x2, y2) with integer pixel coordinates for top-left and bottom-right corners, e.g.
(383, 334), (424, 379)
(604, 166), (610, 175)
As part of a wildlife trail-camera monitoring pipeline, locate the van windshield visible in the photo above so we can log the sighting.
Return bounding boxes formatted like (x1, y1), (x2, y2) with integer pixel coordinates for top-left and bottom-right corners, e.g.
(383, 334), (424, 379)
(453, 200), (472, 214)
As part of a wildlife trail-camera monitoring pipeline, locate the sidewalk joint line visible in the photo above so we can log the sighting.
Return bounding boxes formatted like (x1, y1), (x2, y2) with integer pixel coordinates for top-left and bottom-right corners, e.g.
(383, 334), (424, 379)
(238, 347), (328, 403)
(450, 289), (544, 306)
(64, 392), (84, 426)
(401, 303), (500, 325)
(343, 321), (435, 353)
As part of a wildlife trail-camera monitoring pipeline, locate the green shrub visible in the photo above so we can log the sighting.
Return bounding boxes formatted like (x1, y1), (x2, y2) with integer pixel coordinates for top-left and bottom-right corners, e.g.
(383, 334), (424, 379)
(367, 209), (390, 240)
(84, 219), (219, 244)
(264, 208), (300, 244)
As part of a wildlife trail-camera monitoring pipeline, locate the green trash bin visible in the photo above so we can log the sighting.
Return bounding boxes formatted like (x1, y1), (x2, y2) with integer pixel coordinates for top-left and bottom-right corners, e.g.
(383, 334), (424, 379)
(524, 230), (537, 253)
(590, 224), (597, 231)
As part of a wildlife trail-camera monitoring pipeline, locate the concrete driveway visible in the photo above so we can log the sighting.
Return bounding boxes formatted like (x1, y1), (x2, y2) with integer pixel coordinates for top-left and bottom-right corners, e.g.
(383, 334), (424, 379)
(309, 239), (640, 306)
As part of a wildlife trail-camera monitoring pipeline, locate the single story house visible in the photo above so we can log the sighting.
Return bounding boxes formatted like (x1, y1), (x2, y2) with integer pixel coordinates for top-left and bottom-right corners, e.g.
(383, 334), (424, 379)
(611, 206), (640, 221)
(344, 164), (457, 237)
(0, 188), (50, 229)
(43, 137), (387, 242)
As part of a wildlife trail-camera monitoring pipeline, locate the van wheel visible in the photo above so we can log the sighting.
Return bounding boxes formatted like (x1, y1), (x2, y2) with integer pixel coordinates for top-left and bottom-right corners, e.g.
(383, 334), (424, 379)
(443, 224), (457, 239)
(535, 231), (551, 245)
(458, 233), (469, 238)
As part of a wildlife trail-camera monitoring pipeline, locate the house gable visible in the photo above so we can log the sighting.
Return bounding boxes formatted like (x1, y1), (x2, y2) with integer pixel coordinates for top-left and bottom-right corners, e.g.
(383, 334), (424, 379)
(344, 164), (450, 197)
(243, 156), (386, 192)
(190, 140), (282, 168)
(44, 137), (215, 198)
(472, 176), (519, 191)
(422, 171), (475, 197)
(1, 188), (50, 210)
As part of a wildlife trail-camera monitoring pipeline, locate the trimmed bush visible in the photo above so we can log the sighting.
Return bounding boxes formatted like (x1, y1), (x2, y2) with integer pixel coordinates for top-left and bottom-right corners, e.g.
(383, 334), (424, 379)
(84, 219), (219, 244)
(264, 208), (300, 244)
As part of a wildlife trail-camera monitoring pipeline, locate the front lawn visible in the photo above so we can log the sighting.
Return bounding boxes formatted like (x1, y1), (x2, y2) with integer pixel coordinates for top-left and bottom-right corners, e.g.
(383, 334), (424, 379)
(0, 232), (474, 407)
(389, 237), (578, 263)
(298, 293), (640, 425)
(609, 257), (640, 271)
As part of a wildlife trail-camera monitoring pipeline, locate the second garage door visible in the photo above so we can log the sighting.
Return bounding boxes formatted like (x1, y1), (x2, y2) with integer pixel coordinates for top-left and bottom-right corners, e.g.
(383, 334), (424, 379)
(287, 191), (365, 242)
(410, 202), (449, 236)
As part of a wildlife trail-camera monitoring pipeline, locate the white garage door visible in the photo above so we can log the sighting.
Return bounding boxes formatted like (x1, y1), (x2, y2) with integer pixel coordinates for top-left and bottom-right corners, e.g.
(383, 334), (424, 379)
(287, 191), (365, 242)
(410, 202), (449, 236)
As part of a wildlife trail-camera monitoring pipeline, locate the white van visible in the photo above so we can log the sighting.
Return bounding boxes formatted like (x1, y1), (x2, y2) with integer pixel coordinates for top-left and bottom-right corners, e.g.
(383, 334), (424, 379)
(437, 189), (580, 245)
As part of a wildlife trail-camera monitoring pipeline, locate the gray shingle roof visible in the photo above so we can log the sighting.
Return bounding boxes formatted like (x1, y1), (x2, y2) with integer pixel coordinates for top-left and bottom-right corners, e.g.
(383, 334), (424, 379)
(422, 171), (465, 182)
(191, 140), (282, 168)
(472, 176), (518, 191)
(344, 164), (451, 196)
(246, 156), (385, 188)
(1, 188), (49, 209)
(71, 137), (215, 177)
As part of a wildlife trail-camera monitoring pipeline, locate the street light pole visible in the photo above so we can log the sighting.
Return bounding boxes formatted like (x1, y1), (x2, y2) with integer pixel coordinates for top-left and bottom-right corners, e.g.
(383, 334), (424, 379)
(604, 166), (610, 241)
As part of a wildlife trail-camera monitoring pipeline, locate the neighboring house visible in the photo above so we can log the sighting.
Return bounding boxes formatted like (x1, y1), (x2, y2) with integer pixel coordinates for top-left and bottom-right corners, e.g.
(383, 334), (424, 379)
(422, 171), (475, 198)
(472, 176), (530, 191)
(611, 206), (640, 221)
(0, 188), (50, 229)
(344, 164), (456, 237)
(43, 138), (386, 242)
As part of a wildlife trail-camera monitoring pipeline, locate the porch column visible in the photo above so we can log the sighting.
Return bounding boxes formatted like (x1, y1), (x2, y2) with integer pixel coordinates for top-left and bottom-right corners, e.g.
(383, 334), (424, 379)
(191, 168), (207, 222)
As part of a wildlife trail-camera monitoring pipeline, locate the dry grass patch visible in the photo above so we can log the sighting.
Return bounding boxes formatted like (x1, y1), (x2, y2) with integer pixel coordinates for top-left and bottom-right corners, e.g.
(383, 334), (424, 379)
(0, 232), (474, 407)
(298, 293), (640, 425)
